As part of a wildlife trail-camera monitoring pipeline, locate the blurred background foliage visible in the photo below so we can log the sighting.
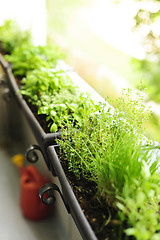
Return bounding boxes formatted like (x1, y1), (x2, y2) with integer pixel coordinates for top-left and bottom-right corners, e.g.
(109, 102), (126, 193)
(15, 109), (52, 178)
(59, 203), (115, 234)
(132, 0), (160, 103)
(46, 0), (160, 142)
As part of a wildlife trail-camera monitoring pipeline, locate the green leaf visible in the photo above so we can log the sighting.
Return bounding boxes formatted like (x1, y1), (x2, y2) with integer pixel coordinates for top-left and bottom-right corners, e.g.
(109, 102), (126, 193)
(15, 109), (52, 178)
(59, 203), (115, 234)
(125, 228), (135, 236)
(50, 110), (56, 116)
(50, 123), (58, 133)
(46, 116), (51, 121)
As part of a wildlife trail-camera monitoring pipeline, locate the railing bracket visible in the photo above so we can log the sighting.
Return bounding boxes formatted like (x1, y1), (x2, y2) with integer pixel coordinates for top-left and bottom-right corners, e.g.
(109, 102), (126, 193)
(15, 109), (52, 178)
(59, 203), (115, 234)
(25, 144), (45, 163)
(39, 182), (70, 214)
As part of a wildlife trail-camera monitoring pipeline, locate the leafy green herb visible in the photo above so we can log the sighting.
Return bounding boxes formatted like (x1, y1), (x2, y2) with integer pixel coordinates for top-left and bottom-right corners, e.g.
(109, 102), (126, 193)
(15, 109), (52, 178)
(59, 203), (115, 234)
(0, 20), (31, 54)
(20, 67), (89, 131)
(5, 42), (63, 77)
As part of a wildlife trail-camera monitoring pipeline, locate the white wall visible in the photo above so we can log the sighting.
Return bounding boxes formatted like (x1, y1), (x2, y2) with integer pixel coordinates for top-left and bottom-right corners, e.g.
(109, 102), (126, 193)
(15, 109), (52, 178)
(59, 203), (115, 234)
(0, 0), (46, 46)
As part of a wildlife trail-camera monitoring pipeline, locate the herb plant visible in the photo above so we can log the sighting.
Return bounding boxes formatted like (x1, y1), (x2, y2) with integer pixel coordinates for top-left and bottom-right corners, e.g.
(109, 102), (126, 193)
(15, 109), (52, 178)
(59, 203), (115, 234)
(1, 20), (160, 240)
(59, 90), (151, 198)
(20, 67), (86, 132)
(5, 43), (63, 77)
(0, 20), (31, 54)
(118, 170), (160, 240)
(58, 90), (160, 239)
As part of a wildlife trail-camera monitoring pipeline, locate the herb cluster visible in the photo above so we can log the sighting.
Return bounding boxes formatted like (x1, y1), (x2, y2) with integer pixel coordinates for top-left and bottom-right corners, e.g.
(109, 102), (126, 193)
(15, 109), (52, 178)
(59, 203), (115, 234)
(0, 20), (31, 54)
(1, 20), (160, 240)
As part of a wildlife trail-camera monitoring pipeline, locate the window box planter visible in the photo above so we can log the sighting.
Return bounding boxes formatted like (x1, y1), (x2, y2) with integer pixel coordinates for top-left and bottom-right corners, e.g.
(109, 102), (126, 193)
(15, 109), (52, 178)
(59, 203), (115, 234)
(1, 47), (160, 240)
(0, 53), (98, 240)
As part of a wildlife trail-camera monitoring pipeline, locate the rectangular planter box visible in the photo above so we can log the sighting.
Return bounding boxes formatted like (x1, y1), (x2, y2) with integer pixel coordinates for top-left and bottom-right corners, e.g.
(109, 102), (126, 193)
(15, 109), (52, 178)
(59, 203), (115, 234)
(0, 53), (97, 240)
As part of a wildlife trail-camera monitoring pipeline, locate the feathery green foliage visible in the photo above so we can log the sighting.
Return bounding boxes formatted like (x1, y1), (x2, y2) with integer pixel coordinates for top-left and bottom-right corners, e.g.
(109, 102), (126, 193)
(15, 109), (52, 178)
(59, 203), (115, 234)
(58, 90), (160, 240)
(58, 90), (151, 200)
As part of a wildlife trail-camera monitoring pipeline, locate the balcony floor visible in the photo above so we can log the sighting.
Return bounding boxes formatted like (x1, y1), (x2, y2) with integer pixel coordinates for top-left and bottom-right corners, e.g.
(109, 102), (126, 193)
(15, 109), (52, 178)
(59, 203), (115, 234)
(0, 140), (67, 240)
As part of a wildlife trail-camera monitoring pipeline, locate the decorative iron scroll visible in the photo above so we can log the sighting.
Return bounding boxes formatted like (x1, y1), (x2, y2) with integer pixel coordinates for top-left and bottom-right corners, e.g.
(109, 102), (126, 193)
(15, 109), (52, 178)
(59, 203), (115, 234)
(25, 144), (45, 163)
(39, 182), (70, 214)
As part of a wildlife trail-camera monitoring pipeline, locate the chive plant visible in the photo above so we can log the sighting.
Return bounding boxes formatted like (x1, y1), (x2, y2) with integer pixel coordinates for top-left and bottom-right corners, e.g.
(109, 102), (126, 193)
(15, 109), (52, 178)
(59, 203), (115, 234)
(1, 20), (160, 240)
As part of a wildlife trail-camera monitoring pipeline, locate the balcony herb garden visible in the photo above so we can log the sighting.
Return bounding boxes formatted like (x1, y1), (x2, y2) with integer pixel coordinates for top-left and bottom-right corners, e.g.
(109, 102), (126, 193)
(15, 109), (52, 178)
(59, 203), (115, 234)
(1, 20), (160, 240)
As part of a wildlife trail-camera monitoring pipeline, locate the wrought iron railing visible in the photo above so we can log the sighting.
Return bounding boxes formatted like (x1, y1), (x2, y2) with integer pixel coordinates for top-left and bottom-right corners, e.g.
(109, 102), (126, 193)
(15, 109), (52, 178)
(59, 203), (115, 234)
(0, 53), (97, 240)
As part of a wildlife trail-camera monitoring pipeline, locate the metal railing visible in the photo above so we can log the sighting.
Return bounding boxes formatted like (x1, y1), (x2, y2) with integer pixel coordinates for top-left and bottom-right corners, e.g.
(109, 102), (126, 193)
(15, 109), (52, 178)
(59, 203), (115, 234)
(0, 53), (97, 240)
